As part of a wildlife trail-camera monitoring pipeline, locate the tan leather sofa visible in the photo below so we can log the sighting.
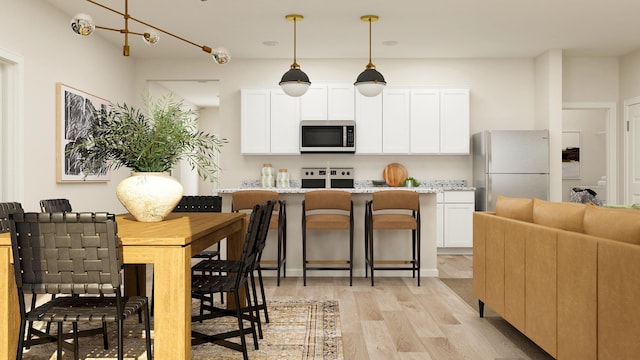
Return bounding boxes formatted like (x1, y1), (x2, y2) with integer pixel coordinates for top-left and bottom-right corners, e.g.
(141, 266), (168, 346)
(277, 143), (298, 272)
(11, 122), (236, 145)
(473, 196), (640, 360)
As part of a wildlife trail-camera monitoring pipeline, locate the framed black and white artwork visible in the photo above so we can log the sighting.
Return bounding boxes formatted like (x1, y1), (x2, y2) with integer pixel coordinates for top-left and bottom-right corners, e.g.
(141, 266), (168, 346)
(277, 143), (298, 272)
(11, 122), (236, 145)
(56, 82), (110, 182)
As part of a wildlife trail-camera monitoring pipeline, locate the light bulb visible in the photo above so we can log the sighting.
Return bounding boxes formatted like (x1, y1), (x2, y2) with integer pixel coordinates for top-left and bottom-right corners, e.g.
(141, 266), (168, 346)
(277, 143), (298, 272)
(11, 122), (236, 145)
(142, 30), (160, 45)
(70, 13), (95, 36)
(212, 47), (231, 64)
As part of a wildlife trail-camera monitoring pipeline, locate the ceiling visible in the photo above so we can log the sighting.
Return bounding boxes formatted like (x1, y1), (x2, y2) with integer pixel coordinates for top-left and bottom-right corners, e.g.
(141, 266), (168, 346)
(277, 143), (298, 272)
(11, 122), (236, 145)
(45, 0), (640, 106)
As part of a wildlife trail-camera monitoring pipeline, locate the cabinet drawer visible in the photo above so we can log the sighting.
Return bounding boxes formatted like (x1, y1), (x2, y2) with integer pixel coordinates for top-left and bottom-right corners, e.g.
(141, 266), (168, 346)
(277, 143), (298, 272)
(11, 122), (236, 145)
(443, 191), (474, 203)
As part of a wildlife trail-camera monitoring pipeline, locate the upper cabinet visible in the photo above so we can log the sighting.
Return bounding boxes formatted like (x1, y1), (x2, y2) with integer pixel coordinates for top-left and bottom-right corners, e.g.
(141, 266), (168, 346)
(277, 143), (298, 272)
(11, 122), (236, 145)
(300, 83), (354, 120)
(355, 92), (383, 154)
(439, 88), (470, 154)
(356, 87), (470, 155)
(241, 88), (300, 154)
(242, 85), (469, 155)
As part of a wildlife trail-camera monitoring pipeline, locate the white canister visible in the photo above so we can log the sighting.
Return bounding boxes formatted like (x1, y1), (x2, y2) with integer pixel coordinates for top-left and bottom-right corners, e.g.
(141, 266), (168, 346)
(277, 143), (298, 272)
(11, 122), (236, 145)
(261, 175), (275, 188)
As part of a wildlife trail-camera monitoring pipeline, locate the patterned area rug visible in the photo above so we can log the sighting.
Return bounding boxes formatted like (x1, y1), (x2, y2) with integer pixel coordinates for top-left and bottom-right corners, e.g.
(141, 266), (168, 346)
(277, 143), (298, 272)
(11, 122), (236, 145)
(20, 299), (343, 360)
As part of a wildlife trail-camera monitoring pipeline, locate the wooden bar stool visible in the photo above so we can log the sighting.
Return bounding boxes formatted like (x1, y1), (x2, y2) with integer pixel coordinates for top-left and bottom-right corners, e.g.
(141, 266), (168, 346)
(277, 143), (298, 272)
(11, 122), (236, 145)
(302, 190), (353, 286)
(365, 190), (421, 286)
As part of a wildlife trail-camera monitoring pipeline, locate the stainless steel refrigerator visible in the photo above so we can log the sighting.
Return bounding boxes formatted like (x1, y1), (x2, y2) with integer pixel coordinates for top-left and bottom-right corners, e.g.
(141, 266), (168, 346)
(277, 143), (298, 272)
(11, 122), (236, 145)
(472, 130), (550, 211)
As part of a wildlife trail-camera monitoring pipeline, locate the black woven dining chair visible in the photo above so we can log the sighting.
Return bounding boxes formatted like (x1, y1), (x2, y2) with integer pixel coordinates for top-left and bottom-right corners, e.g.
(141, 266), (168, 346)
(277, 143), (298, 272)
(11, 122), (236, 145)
(192, 198), (275, 339)
(39, 198), (73, 213)
(10, 212), (152, 360)
(191, 200), (273, 360)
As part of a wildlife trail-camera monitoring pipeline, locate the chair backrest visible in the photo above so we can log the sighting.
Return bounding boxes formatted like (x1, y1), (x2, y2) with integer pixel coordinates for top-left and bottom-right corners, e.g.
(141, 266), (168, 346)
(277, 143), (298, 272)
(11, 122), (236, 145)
(10, 212), (122, 296)
(252, 200), (276, 264)
(39, 198), (73, 213)
(234, 201), (272, 285)
(372, 190), (420, 212)
(0, 202), (23, 233)
(232, 190), (280, 213)
(304, 190), (351, 212)
(173, 195), (222, 213)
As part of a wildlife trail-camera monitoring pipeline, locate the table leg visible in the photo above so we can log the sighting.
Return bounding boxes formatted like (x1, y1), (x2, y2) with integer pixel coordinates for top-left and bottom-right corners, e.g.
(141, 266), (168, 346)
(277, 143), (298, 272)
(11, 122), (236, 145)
(1, 246), (19, 359)
(147, 246), (191, 360)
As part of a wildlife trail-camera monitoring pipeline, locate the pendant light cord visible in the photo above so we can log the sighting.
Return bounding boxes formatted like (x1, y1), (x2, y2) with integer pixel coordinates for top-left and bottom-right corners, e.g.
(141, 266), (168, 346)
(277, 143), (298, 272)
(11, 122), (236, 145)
(291, 17), (299, 69)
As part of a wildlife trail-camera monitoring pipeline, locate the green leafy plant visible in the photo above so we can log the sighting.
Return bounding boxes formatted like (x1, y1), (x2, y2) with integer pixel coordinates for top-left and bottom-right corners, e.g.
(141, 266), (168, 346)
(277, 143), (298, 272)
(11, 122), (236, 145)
(402, 177), (419, 187)
(67, 94), (227, 182)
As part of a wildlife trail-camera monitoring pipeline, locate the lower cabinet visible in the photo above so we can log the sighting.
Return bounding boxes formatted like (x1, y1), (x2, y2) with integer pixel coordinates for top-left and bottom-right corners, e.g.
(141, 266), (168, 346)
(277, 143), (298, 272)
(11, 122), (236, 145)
(436, 191), (475, 248)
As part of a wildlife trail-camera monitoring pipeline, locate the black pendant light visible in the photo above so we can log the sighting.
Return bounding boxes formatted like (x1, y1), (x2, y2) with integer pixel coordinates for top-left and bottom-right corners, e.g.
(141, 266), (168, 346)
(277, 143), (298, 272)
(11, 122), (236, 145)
(279, 14), (311, 97)
(354, 15), (386, 97)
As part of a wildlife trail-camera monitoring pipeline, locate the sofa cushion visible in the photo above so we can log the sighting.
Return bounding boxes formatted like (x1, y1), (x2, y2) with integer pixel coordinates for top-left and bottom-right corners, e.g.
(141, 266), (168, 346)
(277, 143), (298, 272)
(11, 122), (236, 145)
(495, 195), (534, 222)
(532, 198), (586, 233)
(583, 205), (640, 245)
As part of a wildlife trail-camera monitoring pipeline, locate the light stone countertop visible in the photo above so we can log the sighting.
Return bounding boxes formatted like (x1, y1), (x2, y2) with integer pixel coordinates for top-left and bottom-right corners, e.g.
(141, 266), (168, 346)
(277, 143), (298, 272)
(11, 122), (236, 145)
(216, 186), (475, 194)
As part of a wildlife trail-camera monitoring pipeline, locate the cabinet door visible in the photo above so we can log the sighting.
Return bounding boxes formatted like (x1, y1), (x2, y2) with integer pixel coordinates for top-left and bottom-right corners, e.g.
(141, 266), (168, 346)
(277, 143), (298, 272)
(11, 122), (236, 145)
(270, 89), (300, 154)
(443, 202), (474, 247)
(410, 88), (440, 154)
(300, 84), (328, 120)
(382, 88), (411, 154)
(328, 83), (355, 120)
(355, 92), (382, 154)
(241, 89), (270, 154)
(440, 88), (470, 154)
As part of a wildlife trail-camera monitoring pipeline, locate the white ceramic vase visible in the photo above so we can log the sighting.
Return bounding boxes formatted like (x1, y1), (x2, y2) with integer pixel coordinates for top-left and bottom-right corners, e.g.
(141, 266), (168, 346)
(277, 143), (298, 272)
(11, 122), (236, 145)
(116, 172), (184, 222)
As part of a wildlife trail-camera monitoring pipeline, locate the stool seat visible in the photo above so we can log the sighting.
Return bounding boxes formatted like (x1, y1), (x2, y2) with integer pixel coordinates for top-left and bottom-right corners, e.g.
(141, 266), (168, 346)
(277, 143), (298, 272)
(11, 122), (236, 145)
(305, 214), (351, 229)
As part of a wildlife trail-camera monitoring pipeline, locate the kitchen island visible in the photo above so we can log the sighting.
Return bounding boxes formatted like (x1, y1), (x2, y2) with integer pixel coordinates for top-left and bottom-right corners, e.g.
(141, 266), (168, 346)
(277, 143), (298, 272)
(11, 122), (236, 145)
(216, 184), (474, 281)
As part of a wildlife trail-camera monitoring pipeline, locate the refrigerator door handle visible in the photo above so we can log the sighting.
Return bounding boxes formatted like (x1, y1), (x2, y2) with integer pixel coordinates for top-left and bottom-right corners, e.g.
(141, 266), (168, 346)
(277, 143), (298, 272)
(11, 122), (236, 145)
(487, 175), (493, 210)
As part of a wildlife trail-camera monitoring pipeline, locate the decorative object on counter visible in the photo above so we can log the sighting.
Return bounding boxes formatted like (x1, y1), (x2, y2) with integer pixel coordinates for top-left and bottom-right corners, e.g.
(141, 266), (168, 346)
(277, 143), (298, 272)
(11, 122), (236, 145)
(261, 163), (276, 188)
(382, 163), (407, 187)
(277, 168), (291, 188)
(354, 15), (386, 97)
(279, 14), (311, 97)
(70, 0), (230, 63)
(66, 94), (227, 222)
(402, 177), (419, 188)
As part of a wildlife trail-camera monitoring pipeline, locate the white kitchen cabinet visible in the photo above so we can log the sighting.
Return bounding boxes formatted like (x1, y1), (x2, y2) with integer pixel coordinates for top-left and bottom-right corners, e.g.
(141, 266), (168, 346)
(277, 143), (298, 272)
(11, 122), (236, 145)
(241, 88), (271, 154)
(241, 88), (300, 154)
(410, 88), (441, 153)
(382, 88), (411, 153)
(440, 88), (470, 154)
(410, 88), (470, 154)
(437, 190), (475, 248)
(300, 83), (354, 120)
(355, 92), (383, 154)
(270, 89), (301, 154)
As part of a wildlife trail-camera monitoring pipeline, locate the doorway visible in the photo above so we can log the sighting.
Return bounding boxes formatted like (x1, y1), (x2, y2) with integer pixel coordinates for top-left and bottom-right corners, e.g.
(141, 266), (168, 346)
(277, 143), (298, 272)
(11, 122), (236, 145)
(624, 97), (640, 204)
(562, 102), (616, 204)
(0, 48), (24, 203)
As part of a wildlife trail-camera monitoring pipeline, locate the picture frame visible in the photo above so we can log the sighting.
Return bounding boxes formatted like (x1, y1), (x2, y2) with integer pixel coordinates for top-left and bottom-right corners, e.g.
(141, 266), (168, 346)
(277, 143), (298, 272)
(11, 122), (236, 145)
(562, 130), (581, 179)
(56, 83), (111, 183)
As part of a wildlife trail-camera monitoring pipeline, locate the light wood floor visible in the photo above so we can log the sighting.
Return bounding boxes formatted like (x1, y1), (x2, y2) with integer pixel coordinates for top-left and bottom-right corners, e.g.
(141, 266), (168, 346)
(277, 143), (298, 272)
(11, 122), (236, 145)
(255, 255), (551, 360)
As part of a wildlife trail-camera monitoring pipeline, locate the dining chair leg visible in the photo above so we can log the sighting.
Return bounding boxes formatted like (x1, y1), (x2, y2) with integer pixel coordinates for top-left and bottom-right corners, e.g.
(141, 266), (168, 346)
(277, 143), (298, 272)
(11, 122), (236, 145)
(249, 271), (264, 339)
(257, 267), (269, 323)
(73, 322), (80, 360)
(144, 302), (153, 359)
(57, 322), (63, 360)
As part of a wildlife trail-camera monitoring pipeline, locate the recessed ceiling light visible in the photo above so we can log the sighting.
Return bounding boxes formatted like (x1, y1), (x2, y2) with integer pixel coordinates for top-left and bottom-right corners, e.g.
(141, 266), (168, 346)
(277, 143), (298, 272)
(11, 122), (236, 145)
(263, 40), (279, 47)
(382, 40), (398, 46)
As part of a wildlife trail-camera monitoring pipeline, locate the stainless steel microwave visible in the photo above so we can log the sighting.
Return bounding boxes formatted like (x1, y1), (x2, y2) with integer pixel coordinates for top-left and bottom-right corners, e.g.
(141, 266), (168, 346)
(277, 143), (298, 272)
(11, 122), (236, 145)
(300, 120), (356, 153)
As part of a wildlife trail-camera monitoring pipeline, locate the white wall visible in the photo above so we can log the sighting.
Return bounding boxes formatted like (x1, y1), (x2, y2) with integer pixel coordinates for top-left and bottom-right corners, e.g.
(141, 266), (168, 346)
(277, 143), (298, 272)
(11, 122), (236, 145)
(0, 0), (135, 212)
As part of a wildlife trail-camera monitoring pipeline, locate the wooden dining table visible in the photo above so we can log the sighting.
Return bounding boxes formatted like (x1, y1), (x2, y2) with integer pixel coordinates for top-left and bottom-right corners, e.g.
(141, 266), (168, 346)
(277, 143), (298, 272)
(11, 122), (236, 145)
(0, 211), (246, 360)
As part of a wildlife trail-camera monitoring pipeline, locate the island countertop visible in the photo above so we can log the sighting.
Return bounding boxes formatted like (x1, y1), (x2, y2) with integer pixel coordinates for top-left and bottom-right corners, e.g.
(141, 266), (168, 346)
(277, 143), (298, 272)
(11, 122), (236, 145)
(216, 186), (475, 194)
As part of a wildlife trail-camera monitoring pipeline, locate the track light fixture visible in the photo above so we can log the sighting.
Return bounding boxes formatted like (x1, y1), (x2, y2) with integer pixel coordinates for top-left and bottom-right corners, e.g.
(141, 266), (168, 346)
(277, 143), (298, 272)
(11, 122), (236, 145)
(279, 14), (311, 97)
(354, 15), (386, 97)
(70, 0), (230, 64)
